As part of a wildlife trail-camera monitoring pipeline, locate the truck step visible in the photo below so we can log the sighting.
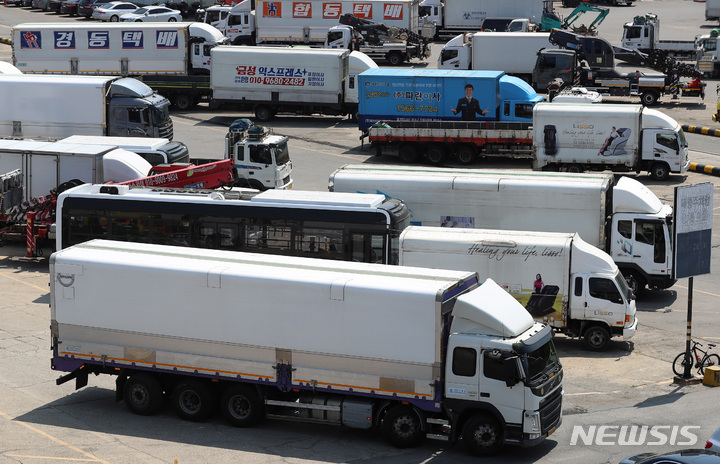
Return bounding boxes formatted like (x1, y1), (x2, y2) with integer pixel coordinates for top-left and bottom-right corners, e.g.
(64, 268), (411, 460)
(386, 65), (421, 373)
(426, 433), (450, 441)
(426, 418), (449, 425)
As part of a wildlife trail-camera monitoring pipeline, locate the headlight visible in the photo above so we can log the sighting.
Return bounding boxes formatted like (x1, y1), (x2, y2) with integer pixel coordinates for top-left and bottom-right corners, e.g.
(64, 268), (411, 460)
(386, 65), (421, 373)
(524, 411), (541, 434)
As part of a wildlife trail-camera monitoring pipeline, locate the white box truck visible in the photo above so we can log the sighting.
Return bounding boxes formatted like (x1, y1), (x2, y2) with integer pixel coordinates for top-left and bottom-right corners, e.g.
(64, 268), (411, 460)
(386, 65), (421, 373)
(0, 138), (154, 202)
(11, 22), (228, 110)
(0, 74), (173, 140)
(533, 103), (690, 181)
(400, 227), (637, 350)
(209, 46), (377, 121)
(51, 240), (563, 455)
(329, 165), (676, 294)
(419, 0), (548, 39)
(438, 32), (558, 82)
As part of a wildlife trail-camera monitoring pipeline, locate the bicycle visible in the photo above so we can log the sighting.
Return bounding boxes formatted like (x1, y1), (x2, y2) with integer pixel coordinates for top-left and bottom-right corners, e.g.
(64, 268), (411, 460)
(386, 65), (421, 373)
(672, 340), (720, 377)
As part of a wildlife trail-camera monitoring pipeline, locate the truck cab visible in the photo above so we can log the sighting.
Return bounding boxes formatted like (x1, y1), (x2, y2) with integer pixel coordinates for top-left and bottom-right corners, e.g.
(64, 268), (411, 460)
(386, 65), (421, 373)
(106, 78), (174, 140)
(188, 23), (231, 73)
(609, 178), (676, 293)
(697, 30), (720, 78)
(199, 2), (255, 45)
(224, 120), (293, 190)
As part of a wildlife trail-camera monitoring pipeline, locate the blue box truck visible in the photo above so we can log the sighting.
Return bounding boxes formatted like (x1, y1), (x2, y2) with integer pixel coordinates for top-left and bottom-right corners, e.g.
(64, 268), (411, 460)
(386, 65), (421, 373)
(357, 69), (542, 131)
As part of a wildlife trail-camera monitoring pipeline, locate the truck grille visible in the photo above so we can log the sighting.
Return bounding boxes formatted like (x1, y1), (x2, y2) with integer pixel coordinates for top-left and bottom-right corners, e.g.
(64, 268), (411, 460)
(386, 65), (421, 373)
(539, 388), (562, 435)
(158, 121), (173, 141)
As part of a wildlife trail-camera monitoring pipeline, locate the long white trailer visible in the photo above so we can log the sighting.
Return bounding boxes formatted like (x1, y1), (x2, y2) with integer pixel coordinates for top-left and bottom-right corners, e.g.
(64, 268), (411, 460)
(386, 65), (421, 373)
(51, 240), (563, 455)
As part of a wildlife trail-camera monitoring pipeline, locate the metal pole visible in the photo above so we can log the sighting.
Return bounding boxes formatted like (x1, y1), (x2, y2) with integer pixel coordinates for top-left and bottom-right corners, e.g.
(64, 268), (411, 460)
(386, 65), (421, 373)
(683, 277), (694, 379)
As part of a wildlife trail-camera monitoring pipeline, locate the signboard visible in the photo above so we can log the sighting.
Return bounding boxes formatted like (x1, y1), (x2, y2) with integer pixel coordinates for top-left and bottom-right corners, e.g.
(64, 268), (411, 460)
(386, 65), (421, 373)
(673, 182), (713, 279)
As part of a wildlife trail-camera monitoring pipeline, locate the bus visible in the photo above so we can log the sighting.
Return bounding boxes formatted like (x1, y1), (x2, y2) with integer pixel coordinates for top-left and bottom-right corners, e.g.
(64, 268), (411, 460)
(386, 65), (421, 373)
(55, 184), (410, 265)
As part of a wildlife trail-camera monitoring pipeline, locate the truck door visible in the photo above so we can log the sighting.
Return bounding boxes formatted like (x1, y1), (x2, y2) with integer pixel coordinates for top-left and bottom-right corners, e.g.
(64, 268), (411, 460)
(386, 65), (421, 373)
(611, 217), (670, 276)
(573, 275), (627, 326)
(445, 342), (524, 424)
(641, 129), (681, 169)
(191, 43), (213, 73)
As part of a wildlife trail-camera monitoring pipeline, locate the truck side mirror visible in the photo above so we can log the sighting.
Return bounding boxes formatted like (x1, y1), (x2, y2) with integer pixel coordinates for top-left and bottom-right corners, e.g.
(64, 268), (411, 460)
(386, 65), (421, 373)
(503, 356), (521, 387)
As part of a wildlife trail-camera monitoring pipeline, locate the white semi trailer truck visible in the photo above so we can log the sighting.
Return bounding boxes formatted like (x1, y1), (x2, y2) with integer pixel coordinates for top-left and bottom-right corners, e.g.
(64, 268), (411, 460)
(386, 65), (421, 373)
(50, 240), (563, 456)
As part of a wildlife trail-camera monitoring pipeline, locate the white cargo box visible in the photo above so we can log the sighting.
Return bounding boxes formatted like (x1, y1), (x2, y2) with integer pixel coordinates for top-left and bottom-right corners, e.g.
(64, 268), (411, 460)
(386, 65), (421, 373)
(51, 240), (483, 399)
(210, 46), (349, 103)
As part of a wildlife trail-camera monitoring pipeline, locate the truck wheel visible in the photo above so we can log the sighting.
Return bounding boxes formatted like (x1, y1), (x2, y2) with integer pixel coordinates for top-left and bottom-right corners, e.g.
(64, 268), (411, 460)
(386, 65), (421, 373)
(425, 144), (446, 165)
(462, 414), (503, 456)
(456, 145), (477, 165)
(220, 385), (265, 427)
(640, 90), (660, 106)
(123, 373), (164, 416)
(254, 105), (274, 122)
(171, 380), (215, 422)
(386, 52), (403, 66)
(583, 325), (611, 351)
(649, 163), (670, 181)
(565, 164), (584, 173)
(398, 144), (419, 163)
(624, 271), (646, 295)
(381, 405), (425, 448)
(173, 94), (195, 111)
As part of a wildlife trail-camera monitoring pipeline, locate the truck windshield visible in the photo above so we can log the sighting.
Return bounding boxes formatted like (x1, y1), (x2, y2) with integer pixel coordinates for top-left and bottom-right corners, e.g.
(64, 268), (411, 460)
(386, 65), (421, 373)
(525, 340), (560, 382)
(678, 128), (688, 148)
(615, 273), (634, 302)
(273, 142), (290, 165)
(153, 106), (170, 125)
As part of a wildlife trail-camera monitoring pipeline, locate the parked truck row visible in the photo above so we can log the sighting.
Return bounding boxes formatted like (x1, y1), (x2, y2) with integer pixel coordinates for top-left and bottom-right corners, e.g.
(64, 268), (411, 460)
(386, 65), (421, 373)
(329, 165), (677, 295)
(198, 0), (433, 64)
(10, 22), (379, 120)
(50, 239), (563, 455)
(359, 69), (688, 180)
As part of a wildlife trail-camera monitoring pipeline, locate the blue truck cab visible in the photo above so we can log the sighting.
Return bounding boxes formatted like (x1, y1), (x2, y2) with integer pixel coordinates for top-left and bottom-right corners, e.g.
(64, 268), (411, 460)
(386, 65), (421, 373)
(358, 69), (542, 131)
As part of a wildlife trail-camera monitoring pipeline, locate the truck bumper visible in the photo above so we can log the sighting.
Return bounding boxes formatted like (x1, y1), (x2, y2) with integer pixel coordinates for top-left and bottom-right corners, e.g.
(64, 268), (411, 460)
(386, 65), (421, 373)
(680, 158), (691, 174)
(623, 316), (639, 340)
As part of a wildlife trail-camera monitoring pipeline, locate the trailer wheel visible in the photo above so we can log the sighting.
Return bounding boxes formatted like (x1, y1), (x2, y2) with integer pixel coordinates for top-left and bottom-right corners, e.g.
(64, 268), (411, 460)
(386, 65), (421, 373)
(583, 325), (611, 351)
(381, 405), (425, 448)
(425, 144), (446, 165)
(171, 380), (216, 422)
(640, 90), (660, 106)
(649, 162), (670, 181)
(456, 145), (477, 165)
(386, 52), (403, 66)
(462, 414), (503, 456)
(220, 385), (265, 427)
(123, 373), (164, 416)
(173, 94), (195, 111)
(398, 144), (420, 163)
(254, 105), (274, 122)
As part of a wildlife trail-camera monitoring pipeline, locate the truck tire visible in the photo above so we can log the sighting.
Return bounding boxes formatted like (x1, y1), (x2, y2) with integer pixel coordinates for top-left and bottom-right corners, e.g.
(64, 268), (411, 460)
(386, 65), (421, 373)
(398, 144), (419, 163)
(123, 373), (164, 416)
(171, 380), (215, 422)
(381, 405), (425, 448)
(462, 414), (503, 456)
(456, 145), (477, 165)
(624, 271), (646, 295)
(386, 52), (403, 66)
(583, 325), (611, 351)
(425, 144), (446, 165)
(640, 90), (660, 106)
(565, 164), (584, 173)
(173, 94), (195, 111)
(254, 105), (274, 122)
(650, 162), (670, 181)
(220, 385), (265, 427)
